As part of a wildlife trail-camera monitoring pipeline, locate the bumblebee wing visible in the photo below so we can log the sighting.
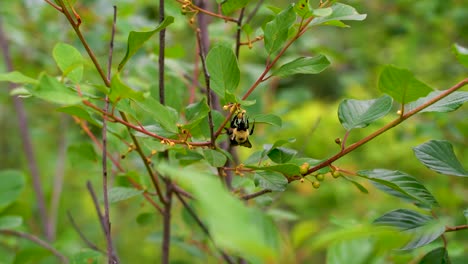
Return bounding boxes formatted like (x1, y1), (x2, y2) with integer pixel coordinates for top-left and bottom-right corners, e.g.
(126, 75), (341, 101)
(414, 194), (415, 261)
(240, 139), (252, 148)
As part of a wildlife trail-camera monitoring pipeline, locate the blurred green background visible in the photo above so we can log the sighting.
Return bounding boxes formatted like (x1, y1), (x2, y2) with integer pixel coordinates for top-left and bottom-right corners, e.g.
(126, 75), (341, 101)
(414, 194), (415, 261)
(1, 0), (467, 263)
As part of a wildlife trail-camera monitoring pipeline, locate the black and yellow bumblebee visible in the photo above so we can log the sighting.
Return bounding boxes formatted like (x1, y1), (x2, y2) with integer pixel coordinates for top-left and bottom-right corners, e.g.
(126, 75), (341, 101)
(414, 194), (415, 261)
(225, 110), (255, 148)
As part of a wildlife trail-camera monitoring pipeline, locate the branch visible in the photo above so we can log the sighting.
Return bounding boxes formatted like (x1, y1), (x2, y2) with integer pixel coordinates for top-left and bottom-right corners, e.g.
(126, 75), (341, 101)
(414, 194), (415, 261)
(304, 77), (468, 178)
(101, 6), (119, 264)
(0, 16), (51, 241)
(0, 229), (68, 263)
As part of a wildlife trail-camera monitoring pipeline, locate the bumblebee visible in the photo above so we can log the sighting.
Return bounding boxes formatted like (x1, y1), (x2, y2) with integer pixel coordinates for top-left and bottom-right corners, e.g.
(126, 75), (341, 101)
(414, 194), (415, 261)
(225, 110), (255, 148)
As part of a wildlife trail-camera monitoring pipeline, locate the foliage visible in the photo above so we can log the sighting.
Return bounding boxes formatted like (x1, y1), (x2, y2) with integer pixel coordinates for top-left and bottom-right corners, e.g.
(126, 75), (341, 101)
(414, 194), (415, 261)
(0, 0), (467, 264)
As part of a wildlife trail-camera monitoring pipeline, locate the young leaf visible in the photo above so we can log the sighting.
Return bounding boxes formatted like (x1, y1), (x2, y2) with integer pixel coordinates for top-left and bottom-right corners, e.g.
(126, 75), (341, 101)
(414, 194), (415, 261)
(157, 163), (280, 261)
(378, 65), (433, 104)
(338, 95), (393, 130)
(254, 171), (288, 192)
(0, 71), (38, 84)
(406, 91), (468, 113)
(0, 170), (25, 211)
(358, 169), (439, 209)
(52, 42), (84, 83)
(342, 176), (369, 194)
(134, 97), (179, 133)
(373, 209), (446, 250)
(310, 3), (367, 26)
(251, 114), (282, 127)
(418, 247), (450, 264)
(185, 98), (210, 125)
(32, 74), (83, 105)
(203, 149), (227, 167)
(294, 0), (311, 18)
(206, 45), (240, 96)
(108, 187), (144, 203)
(0, 216), (23, 229)
(264, 5), (296, 55)
(118, 16), (174, 71)
(267, 147), (297, 164)
(109, 74), (145, 102)
(221, 0), (248, 15)
(271, 55), (330, 77)
(413, 140), (468, 177)
(452, 43), (468, 68)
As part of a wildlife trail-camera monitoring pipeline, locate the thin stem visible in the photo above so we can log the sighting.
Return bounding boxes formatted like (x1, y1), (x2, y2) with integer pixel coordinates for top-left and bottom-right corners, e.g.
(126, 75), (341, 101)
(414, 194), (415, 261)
(445, 224), (468, 232)
(174, 192), (234, 264)
(0, 16), (51, 241)
(66, 211), (105, 253)
(196, 28), (215, 146)
(241, 189), (272, 200)
(235, 8), (245, 58)
(86, 181), (107, 242)
(159, 0), (166, 104)
(305, 77), (468, 177)
(48, 115), (68, 241)
(161, 181), (173, 264)
(101, 6), (119, 264)
(0, 229), (68, 264)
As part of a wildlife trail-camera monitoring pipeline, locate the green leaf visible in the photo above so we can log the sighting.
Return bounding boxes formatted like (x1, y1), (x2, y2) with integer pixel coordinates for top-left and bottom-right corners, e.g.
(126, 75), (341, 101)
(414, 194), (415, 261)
(464, 209), (468, 224)
(108, 187), (144, 203)
(338, 95), (393, 130)
(358, 169), (439, 209)
(136, 212), (156, 226)
(206, 45), (240, 96)
(419, 247), (450, 264)
(0, 170), (26, 211)
(52, 42), (84, 83)
(342, 176), (369, 194)
(157, 163), (280, 261)
(272, 55), (330, 77)
(413, 140), (468, 177)
(0, 216), (23, 229)
(118, 17), (174, 71)
(251, 114), (282, 127)
(312, 8), (333, 17)
(109, 74), (145, 102)
(254, 171), (288, 191)
(184, 98), (210, 127)
(294, 0), (311, 18)
(0, 71), (38, 84)
(310, 3), (367, 26)
(57, 105), (100, 126)
(32, 74), (83, 105)
(134, 97), (179, 133)
(221, 0), (248, 15)
(452, 43), (468, 68)
(267, 147), (297, 163)
(378, 65), (433, 104)
(373, 209), (446, 250)
(264, 5), (296, 54)
(406, 91), (468, 113)
(203, 149), (227, 167)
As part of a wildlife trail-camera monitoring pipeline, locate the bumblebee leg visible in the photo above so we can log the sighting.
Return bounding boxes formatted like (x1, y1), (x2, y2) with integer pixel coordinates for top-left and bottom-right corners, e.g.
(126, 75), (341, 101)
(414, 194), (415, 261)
(250, 121), (255, 135)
